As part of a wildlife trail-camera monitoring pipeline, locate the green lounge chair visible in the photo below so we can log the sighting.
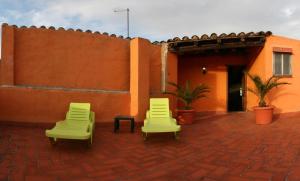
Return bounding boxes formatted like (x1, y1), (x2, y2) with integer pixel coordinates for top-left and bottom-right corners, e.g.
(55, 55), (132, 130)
(45, 103), (95, 146)
(142, 98), (181, 140)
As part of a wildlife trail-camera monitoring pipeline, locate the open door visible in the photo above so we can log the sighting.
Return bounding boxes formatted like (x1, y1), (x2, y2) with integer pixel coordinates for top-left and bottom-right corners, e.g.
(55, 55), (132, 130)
(227, 66), (245, 112)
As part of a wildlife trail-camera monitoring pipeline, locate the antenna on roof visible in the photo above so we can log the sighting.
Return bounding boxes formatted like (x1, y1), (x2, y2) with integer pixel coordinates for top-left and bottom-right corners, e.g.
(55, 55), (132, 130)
(113, 8), (130, 38)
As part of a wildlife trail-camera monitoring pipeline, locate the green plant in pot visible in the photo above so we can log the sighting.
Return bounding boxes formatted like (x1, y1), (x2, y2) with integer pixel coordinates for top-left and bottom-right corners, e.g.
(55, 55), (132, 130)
(164, 81), (209, 124)
(247, 73), (290, 124)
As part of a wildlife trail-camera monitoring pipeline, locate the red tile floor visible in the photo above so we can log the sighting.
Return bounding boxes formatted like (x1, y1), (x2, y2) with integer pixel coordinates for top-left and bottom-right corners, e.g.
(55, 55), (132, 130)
(1, 112), (300, 181)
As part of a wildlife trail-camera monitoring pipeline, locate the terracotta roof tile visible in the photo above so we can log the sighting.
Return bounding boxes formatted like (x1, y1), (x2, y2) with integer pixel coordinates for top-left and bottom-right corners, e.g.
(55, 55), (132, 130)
(1, 23), (131, 41)
(164, 31), (272, 43)
(166, 31), (272, 54)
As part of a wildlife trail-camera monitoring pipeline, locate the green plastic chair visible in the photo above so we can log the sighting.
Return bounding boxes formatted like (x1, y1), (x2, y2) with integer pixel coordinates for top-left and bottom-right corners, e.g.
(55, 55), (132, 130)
(141, 98), (181, 140)
(45, 103), (95, 146)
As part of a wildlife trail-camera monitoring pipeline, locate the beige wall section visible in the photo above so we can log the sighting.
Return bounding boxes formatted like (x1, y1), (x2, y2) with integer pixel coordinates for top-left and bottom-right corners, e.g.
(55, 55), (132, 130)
(247, 35), (300, 113)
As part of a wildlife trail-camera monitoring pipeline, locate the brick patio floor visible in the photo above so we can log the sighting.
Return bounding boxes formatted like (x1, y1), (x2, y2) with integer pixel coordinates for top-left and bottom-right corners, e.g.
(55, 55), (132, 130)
(1, 112), (300, 181)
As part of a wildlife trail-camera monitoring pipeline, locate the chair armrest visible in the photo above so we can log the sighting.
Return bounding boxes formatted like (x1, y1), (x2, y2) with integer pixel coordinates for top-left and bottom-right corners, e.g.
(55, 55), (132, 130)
(89, 111), (95, 132)
(65, 112), (70, 119)
(146, 110), (150, 119)
(55, 121), (65, 126)
(169, 110), (173, 117)
(90, 111), (95, 123)
(171, 118), (177, 124)
(144, 119), (149, 126)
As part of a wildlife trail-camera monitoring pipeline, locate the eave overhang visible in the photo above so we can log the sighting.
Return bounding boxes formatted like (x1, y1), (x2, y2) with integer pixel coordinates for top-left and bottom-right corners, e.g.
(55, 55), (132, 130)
(165, 31), (272, 55)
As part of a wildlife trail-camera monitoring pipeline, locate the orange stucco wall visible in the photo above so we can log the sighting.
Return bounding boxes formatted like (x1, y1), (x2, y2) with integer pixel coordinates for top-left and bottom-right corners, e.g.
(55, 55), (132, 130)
(246, 42), (267, 110)
(177, 35), (300, 114)
(0, 86), (130, 123)
(149, 44), (162, 95)
(247, 35), (300, 113)
(148, 43), (178, 112)
(130, 38), (151, 121)
(4, 22), (300, 124)
(178, 54), (248, 113)
(0, 24), (170, 123)
(166, 52), (179, 111)
(0, 25), (14, 85)
(130, 41), (178, 119)
(0, 24), (134, 123)
(13, 26), (130, 90)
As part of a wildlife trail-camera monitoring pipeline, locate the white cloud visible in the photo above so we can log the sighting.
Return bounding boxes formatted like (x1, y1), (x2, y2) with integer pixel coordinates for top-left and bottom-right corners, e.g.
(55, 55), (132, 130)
(2, 0), (300, 41)
(282, 7), (296, 18)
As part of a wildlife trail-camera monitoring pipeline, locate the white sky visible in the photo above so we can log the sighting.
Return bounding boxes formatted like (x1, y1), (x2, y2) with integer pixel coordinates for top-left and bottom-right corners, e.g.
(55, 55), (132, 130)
(1, 0), (300, 57)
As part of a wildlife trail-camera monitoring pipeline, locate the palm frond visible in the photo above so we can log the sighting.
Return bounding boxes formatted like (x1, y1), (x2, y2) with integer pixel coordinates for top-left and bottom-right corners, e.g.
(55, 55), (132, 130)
(247, 87), (258, 96)
(163, 91), (178, 97)
(167, 82), (180, 89)
(265, 82), (290, 92)
(196, 95), (207, 99)
(247, 73), (290, 107)
(192, 85), (209, 100)
(265, 76), (278, 87)
(164, 81), (209, 109)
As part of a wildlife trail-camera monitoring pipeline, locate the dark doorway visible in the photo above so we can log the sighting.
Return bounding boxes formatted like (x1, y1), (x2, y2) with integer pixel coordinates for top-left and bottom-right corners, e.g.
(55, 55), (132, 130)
(227, 66), (245, 112)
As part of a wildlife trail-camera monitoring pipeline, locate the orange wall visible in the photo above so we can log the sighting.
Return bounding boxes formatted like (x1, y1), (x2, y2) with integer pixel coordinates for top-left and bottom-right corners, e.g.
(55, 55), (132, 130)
(13, 26), (130, 90)
(247, 35), (300, 113)
(178, 54), (248, 112)
(149, 44), (162, 95)
(6, 22), (300, 123)
(166, 52), (179, 111)
(130, 38), (151, 122)
(129, 40), (179, 120)
(0, 25), (14, 85)
(246, 43), (267, 110)
(0, 24), (134, 123)
(0, 24), (172, 123)
(148, 44), (178, 112)
(0, 87), (130, 123)
(177, 35), (300, 114)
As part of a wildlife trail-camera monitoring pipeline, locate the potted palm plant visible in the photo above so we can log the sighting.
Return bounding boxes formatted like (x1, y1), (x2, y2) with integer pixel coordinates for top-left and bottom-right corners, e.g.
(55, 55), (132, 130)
(247, 73), (290, 124)
(164, 81), (209, 124)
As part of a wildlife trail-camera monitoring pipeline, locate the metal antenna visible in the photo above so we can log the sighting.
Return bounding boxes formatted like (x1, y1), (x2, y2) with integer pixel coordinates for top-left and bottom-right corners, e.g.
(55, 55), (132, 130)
(114, 8), (130, 38)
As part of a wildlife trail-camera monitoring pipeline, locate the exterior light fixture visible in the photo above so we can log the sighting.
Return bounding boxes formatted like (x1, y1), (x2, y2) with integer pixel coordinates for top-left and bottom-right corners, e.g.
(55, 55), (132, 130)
(202, 67), (207, 74)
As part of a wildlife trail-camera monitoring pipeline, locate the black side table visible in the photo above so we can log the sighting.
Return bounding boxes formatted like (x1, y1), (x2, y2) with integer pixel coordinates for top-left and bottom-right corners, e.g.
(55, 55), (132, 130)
(114, 115), (135, 133)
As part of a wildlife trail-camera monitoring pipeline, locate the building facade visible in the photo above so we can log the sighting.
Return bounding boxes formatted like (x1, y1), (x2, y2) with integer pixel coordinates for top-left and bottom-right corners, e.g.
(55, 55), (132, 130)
(0, 23), (298, 123)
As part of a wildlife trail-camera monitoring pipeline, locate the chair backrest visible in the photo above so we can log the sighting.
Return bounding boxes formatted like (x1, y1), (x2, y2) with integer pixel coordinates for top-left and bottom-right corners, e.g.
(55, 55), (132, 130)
(67, 103), (91, 121)
(149, 98), (170, 118)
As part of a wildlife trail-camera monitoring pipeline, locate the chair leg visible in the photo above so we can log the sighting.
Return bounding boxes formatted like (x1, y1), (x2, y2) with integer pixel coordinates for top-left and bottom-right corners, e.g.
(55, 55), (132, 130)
(90, 129), (93, 144)
(86, 138), (92, 148)
(142, 132), (148, 141)
(174, 132), (179, 140)
(90, 134), (93, 145)
(49, 137), (57, 146)
(131, 119), (135, 133)
(114, 119), (119, 133)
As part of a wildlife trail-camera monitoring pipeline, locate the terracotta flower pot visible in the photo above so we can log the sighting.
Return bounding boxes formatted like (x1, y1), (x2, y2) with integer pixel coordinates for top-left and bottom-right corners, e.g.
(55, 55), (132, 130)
(177, 109), (195, 125)
(253, 106), (274, 125)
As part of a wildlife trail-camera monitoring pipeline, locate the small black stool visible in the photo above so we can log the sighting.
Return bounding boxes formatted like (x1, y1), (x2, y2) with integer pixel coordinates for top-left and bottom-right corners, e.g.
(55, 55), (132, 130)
(114, 115), (135, 133)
